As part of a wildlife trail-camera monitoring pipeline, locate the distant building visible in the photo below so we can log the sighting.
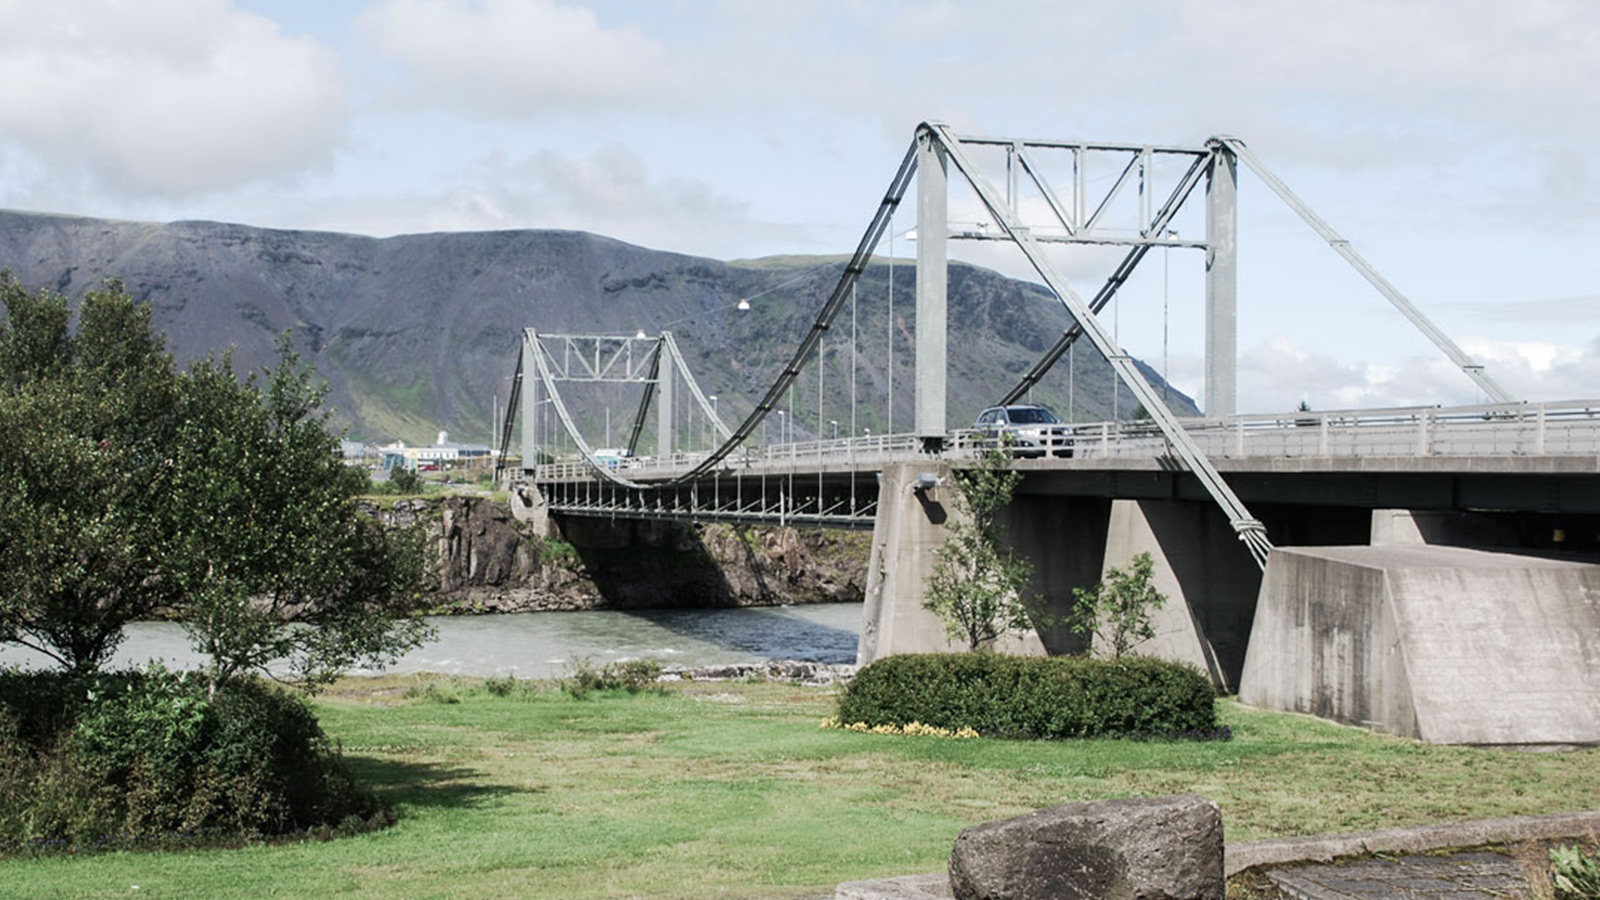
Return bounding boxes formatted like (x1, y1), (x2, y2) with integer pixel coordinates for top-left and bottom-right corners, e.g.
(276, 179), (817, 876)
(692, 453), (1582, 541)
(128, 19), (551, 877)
(338, 440), (382, 467)
(380, 431), (493, 471)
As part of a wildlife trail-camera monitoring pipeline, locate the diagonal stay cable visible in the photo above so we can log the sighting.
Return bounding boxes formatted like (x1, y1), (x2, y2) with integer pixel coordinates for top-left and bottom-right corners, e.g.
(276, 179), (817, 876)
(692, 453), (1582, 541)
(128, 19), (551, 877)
(930, 122), (1272, 567)
(1219, 136), (1514, 405)
(494, 350), (523, 479)
(538, 137), (921, 492)
(624, 341), (663, 457)
(662, 332), (732, 441)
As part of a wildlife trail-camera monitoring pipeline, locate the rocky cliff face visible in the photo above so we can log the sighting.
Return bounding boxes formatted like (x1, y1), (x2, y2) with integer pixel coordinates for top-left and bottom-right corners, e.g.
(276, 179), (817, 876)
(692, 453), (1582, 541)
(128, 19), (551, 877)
(371, 495), (868, 613)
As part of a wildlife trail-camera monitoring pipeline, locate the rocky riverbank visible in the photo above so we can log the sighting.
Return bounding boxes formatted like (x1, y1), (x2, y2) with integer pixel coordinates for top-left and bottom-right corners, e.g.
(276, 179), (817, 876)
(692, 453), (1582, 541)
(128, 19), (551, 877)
(368, 495), (870, 614)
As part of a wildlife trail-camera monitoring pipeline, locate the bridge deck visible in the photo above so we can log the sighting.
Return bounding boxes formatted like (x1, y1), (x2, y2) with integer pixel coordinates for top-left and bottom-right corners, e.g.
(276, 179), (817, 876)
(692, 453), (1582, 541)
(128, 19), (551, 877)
(521, 400), (1600, 525)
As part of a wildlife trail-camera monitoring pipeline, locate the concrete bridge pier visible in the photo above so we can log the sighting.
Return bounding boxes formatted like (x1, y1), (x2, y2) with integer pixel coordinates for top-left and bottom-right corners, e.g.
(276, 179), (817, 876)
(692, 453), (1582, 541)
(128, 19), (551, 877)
(509, 483), (555, 537)
(857, 473), (1265, 693)
(1099, 499), (1264, 691)
(858, 464), (1046, 663)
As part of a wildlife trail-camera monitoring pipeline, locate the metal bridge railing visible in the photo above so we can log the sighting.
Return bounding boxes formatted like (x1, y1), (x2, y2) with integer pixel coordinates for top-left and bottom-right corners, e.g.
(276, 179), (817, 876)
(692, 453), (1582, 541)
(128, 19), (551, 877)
(1170, 399), (1600, 461)
(529, 399), (1600, 483)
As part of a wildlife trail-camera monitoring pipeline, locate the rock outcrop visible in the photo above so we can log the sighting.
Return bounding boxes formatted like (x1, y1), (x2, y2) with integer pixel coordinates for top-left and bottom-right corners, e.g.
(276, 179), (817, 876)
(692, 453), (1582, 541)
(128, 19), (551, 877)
(370, 494), (869, 613)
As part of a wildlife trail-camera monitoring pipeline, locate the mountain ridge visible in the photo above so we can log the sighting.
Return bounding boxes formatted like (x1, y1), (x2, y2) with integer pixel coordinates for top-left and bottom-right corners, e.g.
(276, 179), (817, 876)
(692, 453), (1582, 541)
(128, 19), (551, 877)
(0, 209), (1197, 446)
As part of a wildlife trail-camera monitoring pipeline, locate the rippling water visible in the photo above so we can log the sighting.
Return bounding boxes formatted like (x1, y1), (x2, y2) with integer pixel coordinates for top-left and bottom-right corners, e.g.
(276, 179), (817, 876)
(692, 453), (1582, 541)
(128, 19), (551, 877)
(0, 603), (865, 679)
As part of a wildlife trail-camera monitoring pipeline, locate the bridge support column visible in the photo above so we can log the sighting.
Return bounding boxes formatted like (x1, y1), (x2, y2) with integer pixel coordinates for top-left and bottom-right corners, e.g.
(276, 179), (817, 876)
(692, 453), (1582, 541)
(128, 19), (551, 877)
(915, 129), (948, 448)
(858, 464), (1045, 665)
(521, 329), (540, 465)
(1101, 499), (1263, 691)
(657, 342), (674, 458)
(1205, 142), (1238, 418)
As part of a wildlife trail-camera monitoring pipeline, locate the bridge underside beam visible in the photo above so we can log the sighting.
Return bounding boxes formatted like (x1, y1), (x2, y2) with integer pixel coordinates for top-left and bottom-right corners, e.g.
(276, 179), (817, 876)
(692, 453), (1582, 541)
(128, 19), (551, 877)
(534, 469), (882, 530)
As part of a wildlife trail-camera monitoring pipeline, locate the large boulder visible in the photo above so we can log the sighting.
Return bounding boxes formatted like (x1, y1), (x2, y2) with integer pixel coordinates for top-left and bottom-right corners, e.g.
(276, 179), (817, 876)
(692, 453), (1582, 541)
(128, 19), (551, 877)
(948, 794), (1223, 900)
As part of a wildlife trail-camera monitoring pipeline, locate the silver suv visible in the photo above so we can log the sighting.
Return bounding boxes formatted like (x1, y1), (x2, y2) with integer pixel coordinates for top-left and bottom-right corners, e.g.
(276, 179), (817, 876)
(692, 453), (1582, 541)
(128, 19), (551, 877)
(974, 405), (1074, 458)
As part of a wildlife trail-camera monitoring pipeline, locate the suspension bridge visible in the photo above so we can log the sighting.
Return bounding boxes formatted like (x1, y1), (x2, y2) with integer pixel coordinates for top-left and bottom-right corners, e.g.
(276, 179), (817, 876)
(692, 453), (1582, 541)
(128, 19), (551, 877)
(494, 124), (1600, 737)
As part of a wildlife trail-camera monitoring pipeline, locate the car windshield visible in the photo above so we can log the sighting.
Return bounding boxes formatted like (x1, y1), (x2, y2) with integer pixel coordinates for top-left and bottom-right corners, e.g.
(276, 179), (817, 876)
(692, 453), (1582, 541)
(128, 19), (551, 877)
(1007, 408), (1059, 424)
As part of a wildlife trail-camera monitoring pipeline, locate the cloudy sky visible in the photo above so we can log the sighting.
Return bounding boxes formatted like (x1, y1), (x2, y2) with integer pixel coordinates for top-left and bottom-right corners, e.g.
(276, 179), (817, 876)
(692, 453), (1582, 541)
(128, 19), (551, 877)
(0, 0), (1595, 413)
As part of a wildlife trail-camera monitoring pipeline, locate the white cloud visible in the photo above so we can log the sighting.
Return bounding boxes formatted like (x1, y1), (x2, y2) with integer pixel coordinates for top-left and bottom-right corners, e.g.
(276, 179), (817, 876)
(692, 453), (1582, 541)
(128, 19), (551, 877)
(0, 0), (346, 198)
(1457, 336), (1600, 401)
(358, 0), (679, 114)
(272, 145), (806, 257)
(1236, 333), (1600, 412)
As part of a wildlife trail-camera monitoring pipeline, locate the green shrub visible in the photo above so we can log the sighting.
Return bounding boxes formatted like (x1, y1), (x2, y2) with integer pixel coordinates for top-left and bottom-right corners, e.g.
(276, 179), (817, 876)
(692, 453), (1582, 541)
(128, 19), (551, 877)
(1551, 844), (1600, 900)
(538, 537), (580, 567)
(0, 666), (377, 853)
(403, 681), (463, 704)
(837, 653), (1219, 740)
(483, 674), (518, 697)
(381, 467), (425, 495)
(561, 657), (665, 699)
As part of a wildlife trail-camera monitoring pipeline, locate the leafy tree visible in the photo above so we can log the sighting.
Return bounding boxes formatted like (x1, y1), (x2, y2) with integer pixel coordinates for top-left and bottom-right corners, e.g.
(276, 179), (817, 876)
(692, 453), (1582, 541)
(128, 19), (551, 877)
(384, 466), (425, 495)
(169, 342), (433, 693)
(922, 447), (1038, 651)
(1067, 552), (1167, 659)
(0, 274), (432, 688)
(0, 275), (184, 674)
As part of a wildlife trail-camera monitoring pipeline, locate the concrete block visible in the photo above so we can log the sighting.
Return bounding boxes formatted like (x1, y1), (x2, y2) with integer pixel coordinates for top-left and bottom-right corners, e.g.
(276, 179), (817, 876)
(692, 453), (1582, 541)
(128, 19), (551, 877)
(1239, 545), (1600, 745)
(948, 794), (1224, 900)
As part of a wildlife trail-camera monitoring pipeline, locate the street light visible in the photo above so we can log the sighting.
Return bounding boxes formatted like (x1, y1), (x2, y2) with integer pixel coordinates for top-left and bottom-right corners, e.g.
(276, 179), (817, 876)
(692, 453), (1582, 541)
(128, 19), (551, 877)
(830, 419), (839, 440)
(776, 410), (785, 446)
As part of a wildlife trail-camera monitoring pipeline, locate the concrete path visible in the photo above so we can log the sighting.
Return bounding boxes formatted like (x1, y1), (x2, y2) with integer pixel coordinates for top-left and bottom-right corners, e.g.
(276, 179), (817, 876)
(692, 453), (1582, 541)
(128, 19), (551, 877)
(1267, 851), (1528, 900)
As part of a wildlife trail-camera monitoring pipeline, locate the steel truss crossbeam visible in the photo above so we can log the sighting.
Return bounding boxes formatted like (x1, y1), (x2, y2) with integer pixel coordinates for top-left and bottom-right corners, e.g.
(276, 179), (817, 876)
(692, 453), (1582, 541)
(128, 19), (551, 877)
(537, 334), (659, 382)
(514, 330), (730, 485)
(946, 135), (1210, 247)
(999, 151), (1210, 405)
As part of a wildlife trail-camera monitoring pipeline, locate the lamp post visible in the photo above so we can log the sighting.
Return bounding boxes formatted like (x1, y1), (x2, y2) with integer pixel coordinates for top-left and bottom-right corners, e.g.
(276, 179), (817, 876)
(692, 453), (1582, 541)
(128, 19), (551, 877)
(708, 395), (718, 449)
(830, 420), (839, 440)
(776, 410), (786, 446)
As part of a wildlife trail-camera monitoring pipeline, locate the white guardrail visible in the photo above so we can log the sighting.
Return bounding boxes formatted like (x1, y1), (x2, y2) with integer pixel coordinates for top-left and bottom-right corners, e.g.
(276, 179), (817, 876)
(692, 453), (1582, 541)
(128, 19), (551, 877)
(532, 399), (1600, 481)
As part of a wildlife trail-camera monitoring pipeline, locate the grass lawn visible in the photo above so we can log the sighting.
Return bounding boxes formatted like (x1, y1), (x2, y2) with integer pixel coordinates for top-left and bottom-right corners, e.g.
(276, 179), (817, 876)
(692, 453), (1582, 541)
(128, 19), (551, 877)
(2, 675), (1596, 900)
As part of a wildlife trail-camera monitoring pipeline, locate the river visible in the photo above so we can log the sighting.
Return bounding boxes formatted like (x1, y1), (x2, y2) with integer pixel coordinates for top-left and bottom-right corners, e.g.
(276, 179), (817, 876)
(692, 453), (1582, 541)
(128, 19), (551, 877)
(0, 603), (865, 679)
